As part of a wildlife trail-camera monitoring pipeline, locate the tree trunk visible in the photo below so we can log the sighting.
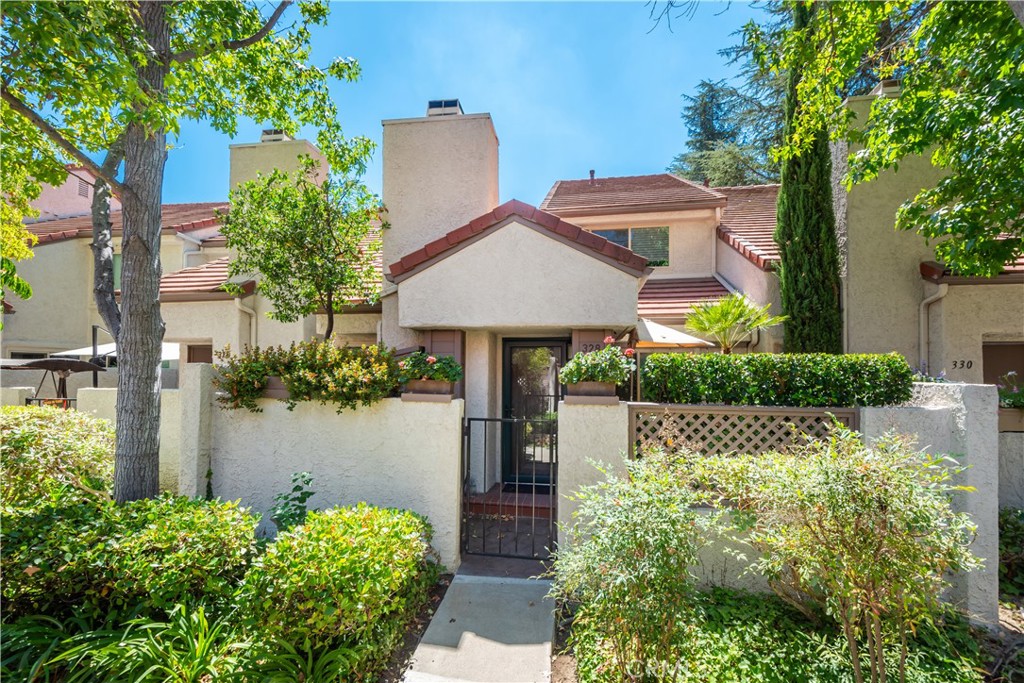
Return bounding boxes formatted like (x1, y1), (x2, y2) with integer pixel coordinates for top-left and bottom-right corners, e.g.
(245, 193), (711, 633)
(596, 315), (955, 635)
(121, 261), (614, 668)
(324, 290), (334, 340)
(1009, 2), (1024, 29)
(113, 2), (171, 502)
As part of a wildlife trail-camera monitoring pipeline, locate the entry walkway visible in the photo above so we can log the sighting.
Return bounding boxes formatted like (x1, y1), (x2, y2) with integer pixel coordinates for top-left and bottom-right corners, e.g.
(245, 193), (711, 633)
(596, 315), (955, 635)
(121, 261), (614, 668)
(403, 559), (555, 683)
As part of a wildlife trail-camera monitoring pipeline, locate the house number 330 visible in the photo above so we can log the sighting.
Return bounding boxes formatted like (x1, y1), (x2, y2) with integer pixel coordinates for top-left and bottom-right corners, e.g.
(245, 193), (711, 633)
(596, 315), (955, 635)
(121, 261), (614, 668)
(952, 360), (973, 369)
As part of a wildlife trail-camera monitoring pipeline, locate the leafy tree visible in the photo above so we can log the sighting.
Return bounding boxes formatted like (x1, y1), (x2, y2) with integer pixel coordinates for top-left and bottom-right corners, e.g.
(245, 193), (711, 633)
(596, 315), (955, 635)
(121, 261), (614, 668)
(757, 0), (1024, 276)
(684, 292), (786, 354)
(1, 1), (371, 501)
(773, 2), (842, 354)
(222, 159), (383, 340)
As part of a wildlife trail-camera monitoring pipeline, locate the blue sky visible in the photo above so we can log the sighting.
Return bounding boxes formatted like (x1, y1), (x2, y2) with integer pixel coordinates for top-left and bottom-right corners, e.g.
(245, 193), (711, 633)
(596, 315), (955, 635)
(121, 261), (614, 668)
(163, 1), (767, 207)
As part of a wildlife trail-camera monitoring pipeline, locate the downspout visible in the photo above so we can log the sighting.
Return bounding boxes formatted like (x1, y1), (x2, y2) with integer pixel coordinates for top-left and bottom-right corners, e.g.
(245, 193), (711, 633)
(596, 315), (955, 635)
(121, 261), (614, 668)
(918, 284), (948, 371)
(235, 296), (258, 349)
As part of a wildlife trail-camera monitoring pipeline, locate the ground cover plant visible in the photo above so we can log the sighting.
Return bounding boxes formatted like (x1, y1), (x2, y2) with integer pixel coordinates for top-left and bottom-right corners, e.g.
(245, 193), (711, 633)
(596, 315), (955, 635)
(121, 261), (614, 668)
(1, 406), (442, 682)
(641, 351), (913, 406)
(214, 340), (401, 412)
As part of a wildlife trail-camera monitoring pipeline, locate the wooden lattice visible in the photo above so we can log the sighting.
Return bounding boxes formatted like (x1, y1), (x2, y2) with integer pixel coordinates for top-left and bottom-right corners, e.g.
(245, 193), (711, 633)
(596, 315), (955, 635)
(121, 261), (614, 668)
(630, 404), (859, 457)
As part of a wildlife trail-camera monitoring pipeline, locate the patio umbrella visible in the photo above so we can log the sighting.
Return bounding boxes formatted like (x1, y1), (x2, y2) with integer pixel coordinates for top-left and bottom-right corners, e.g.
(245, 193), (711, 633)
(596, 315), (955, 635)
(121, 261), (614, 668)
(1, 358), (106, 399)
(629, 318), (712, 349)
(54, 342), (181, 362)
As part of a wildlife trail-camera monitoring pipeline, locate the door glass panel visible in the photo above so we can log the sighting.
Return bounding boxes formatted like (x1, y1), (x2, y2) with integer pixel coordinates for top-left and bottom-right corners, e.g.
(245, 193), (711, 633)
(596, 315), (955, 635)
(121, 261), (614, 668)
(503, 342), (565, 486)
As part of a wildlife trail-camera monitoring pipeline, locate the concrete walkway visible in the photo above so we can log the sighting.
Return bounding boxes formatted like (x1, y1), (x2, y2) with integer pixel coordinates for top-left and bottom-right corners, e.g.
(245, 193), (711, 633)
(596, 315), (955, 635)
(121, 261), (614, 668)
(403, 573), (555, 683)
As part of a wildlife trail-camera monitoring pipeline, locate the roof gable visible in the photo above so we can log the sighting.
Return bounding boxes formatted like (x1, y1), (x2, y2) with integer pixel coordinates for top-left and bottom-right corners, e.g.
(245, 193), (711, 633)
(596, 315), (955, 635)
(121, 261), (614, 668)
(540, 173), (726, 216)
(387, 199), (650, 283)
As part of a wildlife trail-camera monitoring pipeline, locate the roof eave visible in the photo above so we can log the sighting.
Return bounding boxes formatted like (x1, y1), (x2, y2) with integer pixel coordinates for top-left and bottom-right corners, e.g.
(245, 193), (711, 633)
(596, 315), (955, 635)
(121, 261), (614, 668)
(545, 198), (727, 218)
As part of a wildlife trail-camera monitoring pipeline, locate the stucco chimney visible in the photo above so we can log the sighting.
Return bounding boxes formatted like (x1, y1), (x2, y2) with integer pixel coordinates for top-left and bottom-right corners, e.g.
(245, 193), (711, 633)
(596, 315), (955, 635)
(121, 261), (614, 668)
(229, 133), (327, 190)
(381, 101), (499, 272)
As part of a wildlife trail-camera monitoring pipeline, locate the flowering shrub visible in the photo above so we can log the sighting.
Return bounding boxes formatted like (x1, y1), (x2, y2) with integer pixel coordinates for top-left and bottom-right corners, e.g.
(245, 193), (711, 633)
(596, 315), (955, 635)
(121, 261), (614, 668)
(558, 336), (636, 385)
(398, 351), (464, 383)
(997, 371), (1024, 409)
(214, 341), (400, 413)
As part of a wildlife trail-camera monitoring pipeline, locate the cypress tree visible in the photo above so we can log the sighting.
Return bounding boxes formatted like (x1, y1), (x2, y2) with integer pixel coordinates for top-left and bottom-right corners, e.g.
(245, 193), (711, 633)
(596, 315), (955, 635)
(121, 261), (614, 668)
(775, 1), (843, 353)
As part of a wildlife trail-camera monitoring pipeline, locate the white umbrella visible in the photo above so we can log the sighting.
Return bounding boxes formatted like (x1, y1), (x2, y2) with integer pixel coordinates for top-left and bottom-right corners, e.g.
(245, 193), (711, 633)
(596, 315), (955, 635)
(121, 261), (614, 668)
(630, 318), (712, 349)
(54, 342), (181, 362)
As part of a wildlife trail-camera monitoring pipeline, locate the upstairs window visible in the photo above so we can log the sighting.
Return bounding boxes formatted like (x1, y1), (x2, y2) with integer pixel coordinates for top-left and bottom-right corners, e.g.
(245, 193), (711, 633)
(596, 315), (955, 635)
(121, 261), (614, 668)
(593, 226), (669, 266)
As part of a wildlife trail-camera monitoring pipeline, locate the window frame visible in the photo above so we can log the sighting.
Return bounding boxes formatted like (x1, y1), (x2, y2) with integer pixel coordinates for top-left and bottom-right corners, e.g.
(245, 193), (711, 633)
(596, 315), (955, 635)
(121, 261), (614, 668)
(592, 226), (670, 267)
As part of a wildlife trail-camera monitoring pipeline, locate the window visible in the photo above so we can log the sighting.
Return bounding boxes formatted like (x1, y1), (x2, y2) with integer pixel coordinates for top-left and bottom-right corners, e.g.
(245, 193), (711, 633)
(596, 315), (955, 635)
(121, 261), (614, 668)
(10, 351), (48, 360)
(77, 178), (90, 197)
(187, 344), (214, 364)
(593, 226), (669, 266)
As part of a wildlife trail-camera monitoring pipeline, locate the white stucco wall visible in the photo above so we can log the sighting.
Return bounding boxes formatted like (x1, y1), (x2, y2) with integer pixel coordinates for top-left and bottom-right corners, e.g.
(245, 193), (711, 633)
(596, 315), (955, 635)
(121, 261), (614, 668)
(0, 386), (35, 406)
(398, 221), (640, 330)
(176, 365), (466, 569)
(715, 242), (783, 352)
(77, 387), (181, 492)
(229, 138), (327, 189)
(928, 284), (1024, 383)
(382, 113), (499, 271)
(1000, 431), (1024, 509)
(464, 330), (500, 491)
(162, 300), (248, 354)
(860, 382), (999, 627)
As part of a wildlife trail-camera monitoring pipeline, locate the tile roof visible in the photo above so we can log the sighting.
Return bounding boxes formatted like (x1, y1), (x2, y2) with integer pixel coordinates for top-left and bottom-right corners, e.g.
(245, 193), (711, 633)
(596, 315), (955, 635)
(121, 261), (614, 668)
(387, 199), (650, 282)
(540, 174), (726, 215)
(714, 184), (780, 270)
(26, 202), (228, 245)
(158, 257), (253, 301)
(637, 277), (731, 321)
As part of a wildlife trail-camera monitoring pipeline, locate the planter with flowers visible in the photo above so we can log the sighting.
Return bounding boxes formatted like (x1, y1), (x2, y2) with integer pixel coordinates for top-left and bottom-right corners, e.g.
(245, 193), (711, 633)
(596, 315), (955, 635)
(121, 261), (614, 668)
(399, 351), (464, 402)
(558, 336), (636, 405)
(997, 371), (1024, 432)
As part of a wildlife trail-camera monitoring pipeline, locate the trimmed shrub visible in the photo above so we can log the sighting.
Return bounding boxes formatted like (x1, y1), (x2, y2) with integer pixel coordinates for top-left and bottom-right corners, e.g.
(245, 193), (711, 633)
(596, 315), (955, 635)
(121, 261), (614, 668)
(1000, 507), (1024, 596)
(640, 352), (913, 407)
(240, 504), (439, 676)
(549, 453), (718, 680)
(214, 341), (400, 412)
(1, 406), (114, 513)
(1, 495), (259, 623)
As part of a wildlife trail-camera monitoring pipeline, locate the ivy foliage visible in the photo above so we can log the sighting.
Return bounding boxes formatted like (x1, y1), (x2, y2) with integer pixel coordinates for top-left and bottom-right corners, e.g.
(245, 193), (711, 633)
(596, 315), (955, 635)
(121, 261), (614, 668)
(753, 1), (1024, 276)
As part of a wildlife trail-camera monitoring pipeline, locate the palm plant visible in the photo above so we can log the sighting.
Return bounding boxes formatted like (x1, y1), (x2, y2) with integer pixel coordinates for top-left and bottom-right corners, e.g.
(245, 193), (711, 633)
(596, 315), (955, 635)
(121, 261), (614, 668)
(685, 293), (787, 354)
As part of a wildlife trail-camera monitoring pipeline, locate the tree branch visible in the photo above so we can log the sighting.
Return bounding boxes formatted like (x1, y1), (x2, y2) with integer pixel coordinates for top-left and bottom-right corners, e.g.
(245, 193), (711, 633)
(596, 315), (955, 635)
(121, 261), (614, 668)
(0, 86), (133, 201)
(169, 1), (292, 63)
(91, 137), (126, 340)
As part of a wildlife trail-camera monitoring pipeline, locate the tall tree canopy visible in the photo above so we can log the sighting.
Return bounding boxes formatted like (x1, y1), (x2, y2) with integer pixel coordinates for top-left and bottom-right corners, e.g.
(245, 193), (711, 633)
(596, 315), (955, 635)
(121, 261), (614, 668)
(756, 0), (1024, 276)
(223, 159), (383, 340)
(1, 1), (370, 501)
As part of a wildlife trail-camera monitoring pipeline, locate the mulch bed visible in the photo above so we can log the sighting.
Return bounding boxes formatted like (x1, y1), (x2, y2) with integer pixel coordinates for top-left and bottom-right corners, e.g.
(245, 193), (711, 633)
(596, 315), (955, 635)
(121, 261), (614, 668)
(379, 573), (453, 683)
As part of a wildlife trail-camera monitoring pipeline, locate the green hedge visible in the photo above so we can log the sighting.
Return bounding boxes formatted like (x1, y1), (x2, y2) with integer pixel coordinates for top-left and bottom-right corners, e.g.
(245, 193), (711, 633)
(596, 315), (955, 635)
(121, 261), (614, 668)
(240, 503), (439, 676)
(1, 406), (114, 513)
(1, 495), (259, 623)
(640, 352), (913, 407)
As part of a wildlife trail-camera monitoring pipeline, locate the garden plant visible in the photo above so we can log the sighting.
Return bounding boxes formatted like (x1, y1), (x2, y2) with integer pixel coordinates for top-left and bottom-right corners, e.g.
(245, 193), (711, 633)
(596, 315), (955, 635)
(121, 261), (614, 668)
(398, 351), (465, 384)
(558, 336), (636, 386)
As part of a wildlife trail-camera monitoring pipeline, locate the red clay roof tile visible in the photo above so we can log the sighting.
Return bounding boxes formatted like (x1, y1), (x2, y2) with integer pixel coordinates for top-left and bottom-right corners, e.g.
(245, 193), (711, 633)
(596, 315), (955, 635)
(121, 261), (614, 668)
(713, 184), (780, 270)
(540, 173), (726, 214)
(638, 277), (731, 321)
(27, 202), (229, 245)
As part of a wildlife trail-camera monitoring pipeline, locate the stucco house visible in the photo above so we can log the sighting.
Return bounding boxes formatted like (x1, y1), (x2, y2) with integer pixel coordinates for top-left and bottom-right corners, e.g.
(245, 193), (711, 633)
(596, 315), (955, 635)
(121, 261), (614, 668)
(4, 94), (1022, 411)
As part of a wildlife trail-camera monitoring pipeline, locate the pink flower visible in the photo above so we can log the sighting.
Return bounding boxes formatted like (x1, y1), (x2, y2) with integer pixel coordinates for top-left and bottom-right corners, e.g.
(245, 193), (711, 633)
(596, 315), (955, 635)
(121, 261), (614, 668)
(624, 348), (635, 357)
(426, 356), (437, 364)
(603, 336), (616, 344)
(398, 361), (406, 369)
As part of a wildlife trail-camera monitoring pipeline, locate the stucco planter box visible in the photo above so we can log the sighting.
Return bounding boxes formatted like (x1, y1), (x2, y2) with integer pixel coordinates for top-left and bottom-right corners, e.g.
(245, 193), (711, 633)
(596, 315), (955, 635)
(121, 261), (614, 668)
(402, 379), (453, 403)
(564, 381), (619, 405)
(999, 408), (1024, 433)
(262, 376), (290, 400)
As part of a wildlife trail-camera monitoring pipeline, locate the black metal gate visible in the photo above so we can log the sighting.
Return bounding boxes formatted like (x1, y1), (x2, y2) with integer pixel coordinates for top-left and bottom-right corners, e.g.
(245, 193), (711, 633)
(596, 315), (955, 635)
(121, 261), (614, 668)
(461, 416), (557, 559)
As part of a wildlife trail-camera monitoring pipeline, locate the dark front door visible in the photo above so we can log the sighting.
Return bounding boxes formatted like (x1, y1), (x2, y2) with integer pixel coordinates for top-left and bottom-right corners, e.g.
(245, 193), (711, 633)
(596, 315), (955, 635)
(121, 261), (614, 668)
(501, 339), (568, 486)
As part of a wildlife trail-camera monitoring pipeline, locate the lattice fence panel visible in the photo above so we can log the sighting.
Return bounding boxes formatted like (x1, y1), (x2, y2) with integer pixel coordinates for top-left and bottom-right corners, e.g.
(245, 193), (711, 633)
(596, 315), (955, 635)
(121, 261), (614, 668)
(630, 405), (859, 457)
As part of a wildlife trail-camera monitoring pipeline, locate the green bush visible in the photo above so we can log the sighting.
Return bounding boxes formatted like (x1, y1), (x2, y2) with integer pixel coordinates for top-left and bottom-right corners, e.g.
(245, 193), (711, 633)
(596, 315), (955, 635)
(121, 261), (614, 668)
(641, 352), (914, 406)
(692, 429), (978, 683)
(2, 495), (259, 623)
(549, 453), (718, 680)
(1000, 507), (1024, 596)
(214, 341), (400, 413)
(570, 588), (983, 683)
(398, 351), (464, 383)
(240, 503), (439, 676)
(1, 406), (114, 513)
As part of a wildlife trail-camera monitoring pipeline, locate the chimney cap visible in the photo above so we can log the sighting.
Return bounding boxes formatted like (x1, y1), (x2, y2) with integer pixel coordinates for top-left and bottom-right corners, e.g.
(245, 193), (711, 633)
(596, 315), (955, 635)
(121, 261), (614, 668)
(427, 99), (464, 117)
(260, 129), (292, 143)
(589, 169), (595, 181)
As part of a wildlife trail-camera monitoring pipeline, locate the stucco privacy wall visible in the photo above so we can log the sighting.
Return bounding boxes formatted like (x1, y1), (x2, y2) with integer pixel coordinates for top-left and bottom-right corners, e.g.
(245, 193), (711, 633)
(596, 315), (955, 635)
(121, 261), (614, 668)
(1001, 432), (1024, 509)
(1, 387), (35, 406)
(177, 364), (465, 569)
(398, 220), (640, 330)
(78, 388), (182, 492)
(558, 385), (999, 627)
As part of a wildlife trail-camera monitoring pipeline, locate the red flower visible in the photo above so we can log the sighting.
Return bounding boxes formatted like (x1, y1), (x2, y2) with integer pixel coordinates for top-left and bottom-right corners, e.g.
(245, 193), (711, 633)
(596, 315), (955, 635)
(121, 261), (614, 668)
(426, 355), (437, 364)
(603, 335), (616, 344)
(624, 348), (635, 357)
